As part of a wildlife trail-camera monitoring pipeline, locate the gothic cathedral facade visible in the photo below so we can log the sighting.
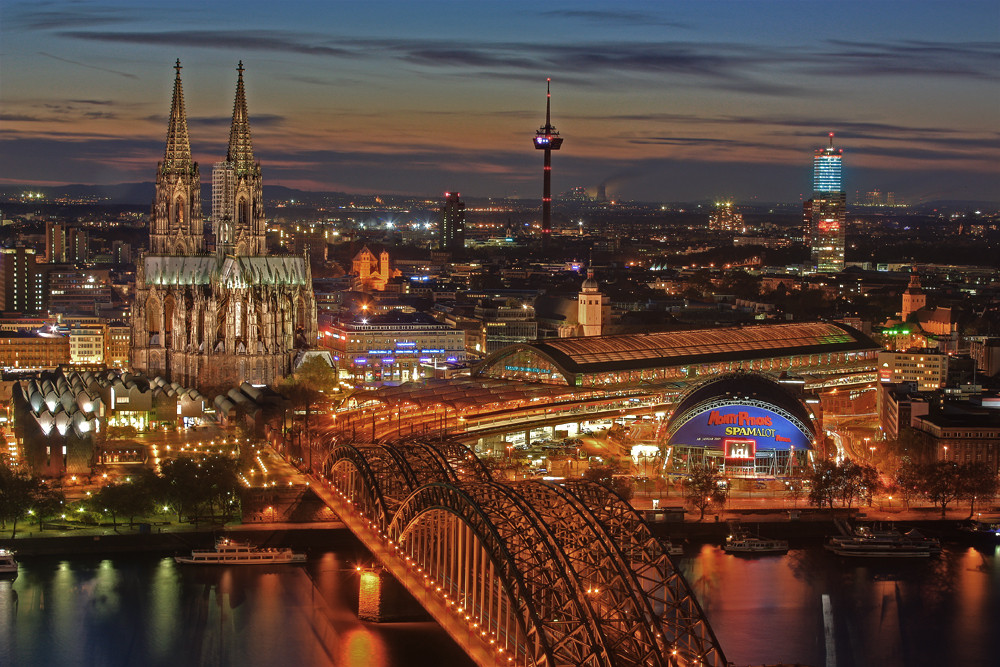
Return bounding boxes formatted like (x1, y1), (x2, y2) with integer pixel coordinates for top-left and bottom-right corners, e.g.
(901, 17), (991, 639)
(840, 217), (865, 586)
(131, 62), (317, 388)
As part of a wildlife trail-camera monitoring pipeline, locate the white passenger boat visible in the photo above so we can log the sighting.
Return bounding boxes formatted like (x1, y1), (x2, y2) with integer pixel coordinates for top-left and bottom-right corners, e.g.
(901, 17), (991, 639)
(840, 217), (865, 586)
(174, 537), (306, 565)
(0, 549), (17, 575)
(825, 525), (940, 558)
(724, 532), (789, 555)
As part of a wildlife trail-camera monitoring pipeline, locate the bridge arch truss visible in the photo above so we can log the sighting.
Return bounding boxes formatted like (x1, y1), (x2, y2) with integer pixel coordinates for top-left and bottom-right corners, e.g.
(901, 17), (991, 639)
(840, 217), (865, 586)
(323, 440), (727, 667)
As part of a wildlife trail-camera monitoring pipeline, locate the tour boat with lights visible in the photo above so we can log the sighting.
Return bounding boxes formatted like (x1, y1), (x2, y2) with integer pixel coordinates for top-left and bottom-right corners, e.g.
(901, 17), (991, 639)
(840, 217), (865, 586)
(174, 537), (306, 565)
(0, 549), (17, 575)
(825, 525), (941, 558)
(723, 531), (789, 555)
(958, 519), (1000, 541)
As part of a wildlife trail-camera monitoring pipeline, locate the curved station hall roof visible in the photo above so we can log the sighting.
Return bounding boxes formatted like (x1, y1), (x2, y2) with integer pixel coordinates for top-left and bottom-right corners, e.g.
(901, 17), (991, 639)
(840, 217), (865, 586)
(476, 322), (878, 387)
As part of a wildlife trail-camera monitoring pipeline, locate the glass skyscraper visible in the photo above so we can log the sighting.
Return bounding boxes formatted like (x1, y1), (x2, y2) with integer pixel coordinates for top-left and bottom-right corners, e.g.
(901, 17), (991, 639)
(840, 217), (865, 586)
(807, 134), (846, 273)
(813, 148), (842, 192)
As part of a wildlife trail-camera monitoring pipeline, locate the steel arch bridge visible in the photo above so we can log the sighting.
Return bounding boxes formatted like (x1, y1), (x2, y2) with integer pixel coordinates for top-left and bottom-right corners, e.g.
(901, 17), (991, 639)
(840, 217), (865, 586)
(320, 439), (728, 667)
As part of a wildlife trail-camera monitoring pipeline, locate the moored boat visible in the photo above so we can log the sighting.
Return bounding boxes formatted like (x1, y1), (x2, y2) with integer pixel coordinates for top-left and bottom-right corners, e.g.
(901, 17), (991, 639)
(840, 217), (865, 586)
(662, 539), (684, 556)
(958, 519), (1000, 541)
(724, 532), (789, 555)
(826, 524), (940, 558)
(0, 549), (17, 575)
(175, 537), (306, 565)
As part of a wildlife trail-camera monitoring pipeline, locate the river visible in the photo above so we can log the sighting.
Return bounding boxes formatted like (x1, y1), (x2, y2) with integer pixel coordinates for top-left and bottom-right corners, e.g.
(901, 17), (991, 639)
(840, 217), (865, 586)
(1, 540), (996, 667)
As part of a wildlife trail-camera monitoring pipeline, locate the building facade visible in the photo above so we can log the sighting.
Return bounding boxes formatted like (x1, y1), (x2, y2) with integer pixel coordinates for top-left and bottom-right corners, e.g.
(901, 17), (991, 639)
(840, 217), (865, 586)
(0, 330), (69, 371)
(440, 191), (466, 252)
(0, 246), (45, 313)
(325, 312), (465, 383)
(877, 349), (948, 391)
(69, 324), (105, 365)
(807, 134), (846, 273)
(475, 300), (539, 354)
(914, 411), (1000, 474)
(46, 267), (113, 315)
(131, 61), (317, 388)
(45, 222), (89, 264)
(900, 268), (927, 320)
(577, 271), (606, 337)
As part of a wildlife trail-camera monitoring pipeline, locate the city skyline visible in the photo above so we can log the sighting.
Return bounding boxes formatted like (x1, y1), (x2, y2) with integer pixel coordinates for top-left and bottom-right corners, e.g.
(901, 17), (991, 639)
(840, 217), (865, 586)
(1, 0), (997, 203)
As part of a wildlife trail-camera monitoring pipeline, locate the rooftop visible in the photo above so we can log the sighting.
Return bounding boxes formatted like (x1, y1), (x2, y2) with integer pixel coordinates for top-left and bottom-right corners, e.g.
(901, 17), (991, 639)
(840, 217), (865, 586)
(486, 322), (877, 376)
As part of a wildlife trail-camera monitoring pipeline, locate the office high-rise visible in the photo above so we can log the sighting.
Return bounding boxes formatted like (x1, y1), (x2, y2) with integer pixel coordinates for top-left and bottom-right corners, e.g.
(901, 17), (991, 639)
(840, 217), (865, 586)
(806, 133), (846, 273)
(440, 191), (465, 252)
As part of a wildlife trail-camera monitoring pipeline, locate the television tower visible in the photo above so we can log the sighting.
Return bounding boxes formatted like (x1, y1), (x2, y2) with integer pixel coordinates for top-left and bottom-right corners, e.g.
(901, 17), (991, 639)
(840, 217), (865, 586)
(533, 78), (563, 248)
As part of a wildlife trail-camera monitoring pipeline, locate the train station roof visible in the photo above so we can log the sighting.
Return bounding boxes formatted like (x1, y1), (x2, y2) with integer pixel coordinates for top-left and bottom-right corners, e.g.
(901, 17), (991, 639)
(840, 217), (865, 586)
(477, 322), (878, 381)
(347, 378), (612, 410)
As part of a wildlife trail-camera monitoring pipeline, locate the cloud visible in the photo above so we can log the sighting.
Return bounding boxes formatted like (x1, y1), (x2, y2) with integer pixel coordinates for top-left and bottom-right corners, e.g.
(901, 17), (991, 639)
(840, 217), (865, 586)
(38, 51), (137, 78)
(625, 136), (751, 147)
(189, 113), (286, 129)
(0, 114), (47, 123)
(540, 9), (689, 28)
(814, 39), (1000, 80)
(10, 4), (138, 30)
(59, 29), (355, 58)
(403, 49), (540, 70)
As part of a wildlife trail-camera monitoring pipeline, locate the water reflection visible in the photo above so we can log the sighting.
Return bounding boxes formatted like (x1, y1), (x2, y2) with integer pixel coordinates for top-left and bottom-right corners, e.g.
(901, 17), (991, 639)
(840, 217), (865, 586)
(341, 626), (388, 667)
(1, 555), (474, 667)
(678, 543), (997, 667)
(2, 544), (994, 667)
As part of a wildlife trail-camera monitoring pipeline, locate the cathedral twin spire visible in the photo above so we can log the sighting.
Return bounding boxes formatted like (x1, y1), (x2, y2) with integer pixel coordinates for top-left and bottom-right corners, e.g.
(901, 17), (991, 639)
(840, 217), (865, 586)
(164, 60), (255, 173)
(163, 60), (192, 171)
(226, 61), (257, 173)
(154, 60), (261, 256)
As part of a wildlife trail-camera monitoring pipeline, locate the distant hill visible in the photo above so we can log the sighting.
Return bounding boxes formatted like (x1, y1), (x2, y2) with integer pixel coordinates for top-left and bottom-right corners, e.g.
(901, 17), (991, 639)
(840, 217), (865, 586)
(2, 183), (995, 212)
(0, 182), (340, 206)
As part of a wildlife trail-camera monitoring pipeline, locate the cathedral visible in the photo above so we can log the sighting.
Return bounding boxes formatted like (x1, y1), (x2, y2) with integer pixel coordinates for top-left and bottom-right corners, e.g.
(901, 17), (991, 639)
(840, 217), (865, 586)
(131, 61), (317, 388)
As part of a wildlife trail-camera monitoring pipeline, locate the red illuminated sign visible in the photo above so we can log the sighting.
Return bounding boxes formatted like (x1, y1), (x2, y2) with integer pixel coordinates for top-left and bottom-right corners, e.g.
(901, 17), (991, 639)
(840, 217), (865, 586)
(725, 439), (756, 460)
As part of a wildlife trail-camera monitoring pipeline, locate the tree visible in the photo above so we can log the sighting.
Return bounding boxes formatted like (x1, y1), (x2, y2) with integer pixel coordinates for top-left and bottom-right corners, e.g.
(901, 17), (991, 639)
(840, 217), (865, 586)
(807, 459), (881, 510)
(856, 463), (883, 507)
(920, 461), (963, 518)
(583, 464), (635, 502)
(29, 483), (65, 532)
(957, 462), (999, 519)
(893, 458), (922, 510)
(200, 455), (242, 522)
(94, 483), (127, 531)
(160, 457), (207, 524)
(807, 459), (838, 510)
(785, 480), (805, 508)
(681, 465), (729, 521)
(0, 463), (47, 538)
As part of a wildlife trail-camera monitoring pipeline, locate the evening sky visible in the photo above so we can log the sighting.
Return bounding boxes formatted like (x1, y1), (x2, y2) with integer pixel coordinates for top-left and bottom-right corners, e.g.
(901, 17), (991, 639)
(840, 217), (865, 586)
(1, 0), (997, 203)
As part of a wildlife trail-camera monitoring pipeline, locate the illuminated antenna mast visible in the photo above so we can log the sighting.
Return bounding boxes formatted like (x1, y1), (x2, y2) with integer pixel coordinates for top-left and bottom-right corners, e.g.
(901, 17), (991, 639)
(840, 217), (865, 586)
(533, 78), (563, 248)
